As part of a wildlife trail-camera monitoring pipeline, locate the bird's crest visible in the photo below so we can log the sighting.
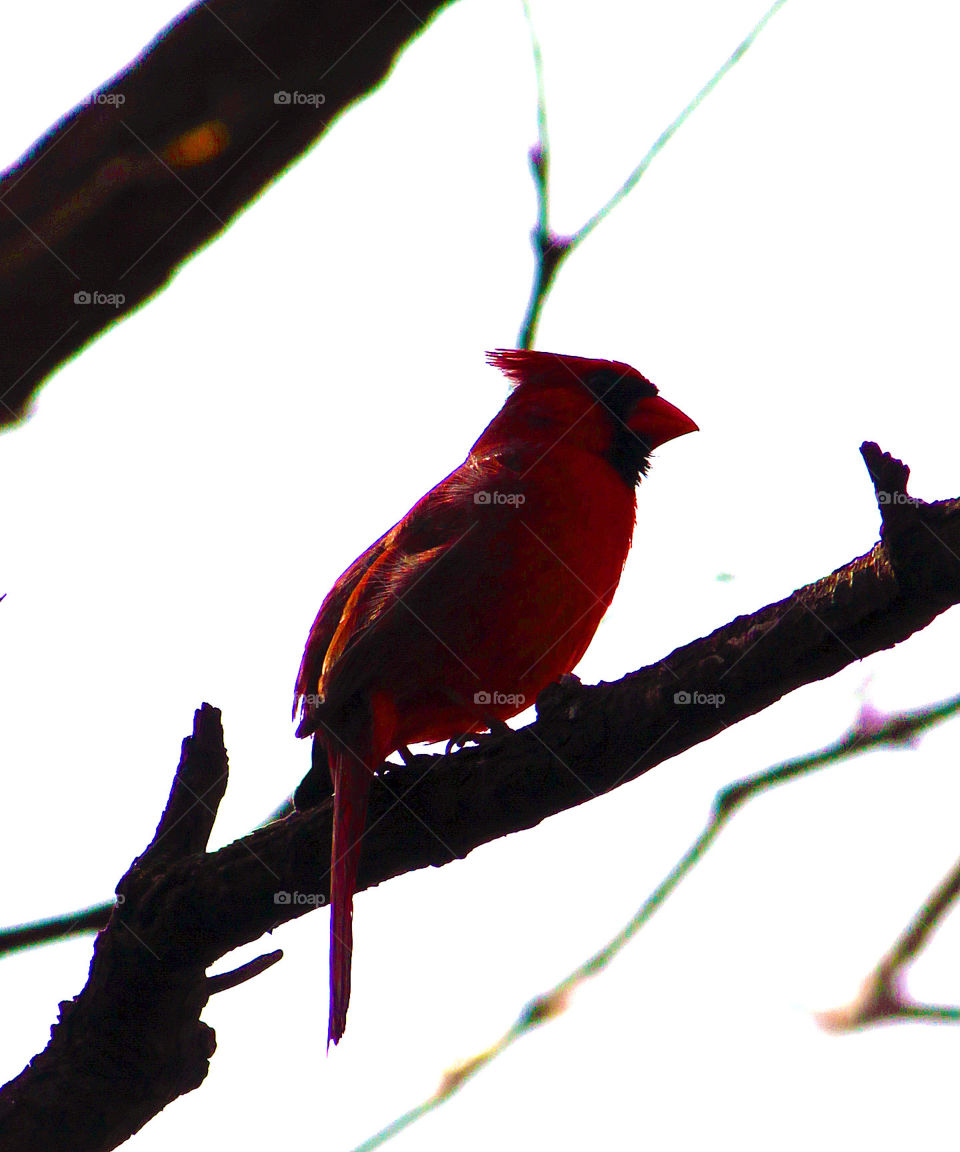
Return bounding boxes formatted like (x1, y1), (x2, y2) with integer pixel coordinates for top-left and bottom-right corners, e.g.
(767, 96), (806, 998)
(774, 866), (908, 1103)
(486, 348), (656, 398)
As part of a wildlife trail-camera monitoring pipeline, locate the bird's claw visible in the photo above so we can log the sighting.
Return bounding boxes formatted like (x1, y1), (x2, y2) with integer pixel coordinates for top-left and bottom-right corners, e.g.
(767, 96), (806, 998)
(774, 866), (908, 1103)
(444, 718), (513, 756)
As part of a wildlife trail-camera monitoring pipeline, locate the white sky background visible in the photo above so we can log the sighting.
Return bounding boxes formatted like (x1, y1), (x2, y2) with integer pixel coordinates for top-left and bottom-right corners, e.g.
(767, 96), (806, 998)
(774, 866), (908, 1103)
(2, 0), (960, 1147)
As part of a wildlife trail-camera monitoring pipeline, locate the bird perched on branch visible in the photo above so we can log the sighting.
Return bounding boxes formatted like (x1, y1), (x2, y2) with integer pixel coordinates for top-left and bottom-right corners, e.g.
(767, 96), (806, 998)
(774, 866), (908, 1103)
(293, 348), (697, 1046)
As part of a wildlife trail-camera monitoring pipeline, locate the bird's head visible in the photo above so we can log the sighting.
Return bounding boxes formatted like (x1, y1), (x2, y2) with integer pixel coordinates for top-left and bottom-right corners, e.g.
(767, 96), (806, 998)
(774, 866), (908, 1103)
(483, 349), (698, 487)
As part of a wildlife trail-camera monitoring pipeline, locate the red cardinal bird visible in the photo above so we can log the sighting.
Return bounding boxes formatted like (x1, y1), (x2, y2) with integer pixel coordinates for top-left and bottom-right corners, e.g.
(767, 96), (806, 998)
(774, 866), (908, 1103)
(294, 348), (697, 1046)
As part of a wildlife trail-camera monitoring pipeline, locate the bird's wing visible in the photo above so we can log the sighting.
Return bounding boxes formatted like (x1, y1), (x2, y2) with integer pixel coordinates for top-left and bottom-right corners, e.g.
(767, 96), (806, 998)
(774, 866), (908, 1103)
(309, 453), (517, 719)
(294, 453), (509, 733)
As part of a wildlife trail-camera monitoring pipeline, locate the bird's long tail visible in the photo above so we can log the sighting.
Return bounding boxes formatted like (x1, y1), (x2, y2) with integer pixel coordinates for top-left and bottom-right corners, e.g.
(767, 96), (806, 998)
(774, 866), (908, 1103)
(327, 736), (375, 1048)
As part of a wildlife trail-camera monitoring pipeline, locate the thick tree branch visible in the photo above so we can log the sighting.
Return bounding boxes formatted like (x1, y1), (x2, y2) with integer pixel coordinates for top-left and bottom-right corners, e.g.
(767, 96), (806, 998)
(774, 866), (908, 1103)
(0, 0), (452, 425)
(2, 444), (959, 1146)
(4, 442), (960, 964)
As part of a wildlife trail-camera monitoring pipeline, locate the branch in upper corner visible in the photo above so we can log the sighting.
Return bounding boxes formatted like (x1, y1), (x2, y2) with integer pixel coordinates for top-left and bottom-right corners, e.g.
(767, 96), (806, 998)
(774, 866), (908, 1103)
(0, 0), (452, 426)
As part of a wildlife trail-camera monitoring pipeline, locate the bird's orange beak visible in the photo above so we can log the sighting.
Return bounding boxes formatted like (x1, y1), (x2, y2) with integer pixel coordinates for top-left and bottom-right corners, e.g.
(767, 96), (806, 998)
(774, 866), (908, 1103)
(627, 395), (698, 450)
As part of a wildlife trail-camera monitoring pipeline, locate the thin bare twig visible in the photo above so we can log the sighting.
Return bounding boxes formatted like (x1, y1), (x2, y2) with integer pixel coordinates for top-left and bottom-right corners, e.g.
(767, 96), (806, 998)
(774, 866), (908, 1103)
(517, 0), (790, 347)
(208, 949), (284, 995)
(818, 855), (960, 1032)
